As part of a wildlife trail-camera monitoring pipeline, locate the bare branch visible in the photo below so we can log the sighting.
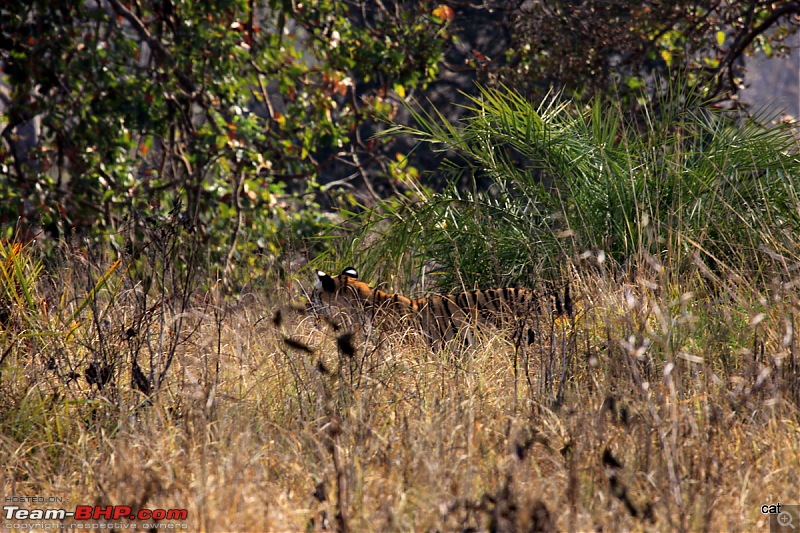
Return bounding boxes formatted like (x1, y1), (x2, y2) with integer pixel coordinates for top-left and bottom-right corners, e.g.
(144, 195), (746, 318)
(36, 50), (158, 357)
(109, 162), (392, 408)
(710, 1), (800, 98)
(105, 0), (197, 94)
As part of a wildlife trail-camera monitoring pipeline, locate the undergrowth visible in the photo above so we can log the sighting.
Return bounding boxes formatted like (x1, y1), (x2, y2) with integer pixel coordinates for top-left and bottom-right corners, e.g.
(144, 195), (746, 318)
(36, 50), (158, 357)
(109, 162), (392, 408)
(1, 232), (799, 531)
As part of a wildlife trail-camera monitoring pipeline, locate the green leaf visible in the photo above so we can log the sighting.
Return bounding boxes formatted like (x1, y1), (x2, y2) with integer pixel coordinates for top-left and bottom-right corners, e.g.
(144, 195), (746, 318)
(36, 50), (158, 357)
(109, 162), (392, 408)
(626, 77), (645, 89)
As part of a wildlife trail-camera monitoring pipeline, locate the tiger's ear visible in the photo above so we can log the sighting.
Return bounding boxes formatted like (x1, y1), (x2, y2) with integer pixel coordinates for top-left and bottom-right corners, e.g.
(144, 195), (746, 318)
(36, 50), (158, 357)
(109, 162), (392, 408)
(341, 267), (358, 279)
(316, 271), (337, 293)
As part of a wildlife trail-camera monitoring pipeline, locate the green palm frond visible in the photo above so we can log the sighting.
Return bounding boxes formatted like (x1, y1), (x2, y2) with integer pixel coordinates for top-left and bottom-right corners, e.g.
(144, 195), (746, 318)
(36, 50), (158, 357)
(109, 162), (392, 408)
(333, 83), (800, 291)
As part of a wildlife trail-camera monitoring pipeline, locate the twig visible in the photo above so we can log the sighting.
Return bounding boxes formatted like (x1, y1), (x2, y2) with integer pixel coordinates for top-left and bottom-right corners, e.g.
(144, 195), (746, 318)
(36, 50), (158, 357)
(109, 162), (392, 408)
(105, 0), (196, 94)
(710, 2), (800, 98)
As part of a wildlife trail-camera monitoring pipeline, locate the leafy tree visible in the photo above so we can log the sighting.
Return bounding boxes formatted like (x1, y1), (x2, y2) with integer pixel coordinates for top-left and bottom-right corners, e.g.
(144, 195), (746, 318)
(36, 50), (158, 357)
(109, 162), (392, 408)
(0, 0), (451, 278)
(491, 1), (800, 106)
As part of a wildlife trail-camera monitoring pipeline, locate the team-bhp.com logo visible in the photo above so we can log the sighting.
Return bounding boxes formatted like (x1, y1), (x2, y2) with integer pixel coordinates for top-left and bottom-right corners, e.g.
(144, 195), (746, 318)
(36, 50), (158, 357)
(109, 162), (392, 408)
(4, 504), (188, 529)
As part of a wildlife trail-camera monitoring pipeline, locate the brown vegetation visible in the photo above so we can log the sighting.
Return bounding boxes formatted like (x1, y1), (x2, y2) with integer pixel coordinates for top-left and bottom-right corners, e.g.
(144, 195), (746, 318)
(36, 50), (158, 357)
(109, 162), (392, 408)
(2, 250), (799, 532)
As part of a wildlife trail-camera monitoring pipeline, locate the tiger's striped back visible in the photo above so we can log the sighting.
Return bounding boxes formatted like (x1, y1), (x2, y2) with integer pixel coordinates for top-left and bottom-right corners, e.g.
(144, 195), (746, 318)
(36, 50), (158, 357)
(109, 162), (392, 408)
(312, 268), (571, 347)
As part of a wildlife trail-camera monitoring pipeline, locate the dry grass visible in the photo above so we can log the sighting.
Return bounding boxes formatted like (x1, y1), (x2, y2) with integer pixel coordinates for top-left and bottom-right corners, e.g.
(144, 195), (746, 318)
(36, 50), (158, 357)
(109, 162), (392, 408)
(2, 254), (800, 532)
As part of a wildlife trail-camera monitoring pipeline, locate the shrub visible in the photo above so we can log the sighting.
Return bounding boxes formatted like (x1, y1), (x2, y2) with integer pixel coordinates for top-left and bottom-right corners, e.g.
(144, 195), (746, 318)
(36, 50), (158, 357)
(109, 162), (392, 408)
(333, 84), (800, 292)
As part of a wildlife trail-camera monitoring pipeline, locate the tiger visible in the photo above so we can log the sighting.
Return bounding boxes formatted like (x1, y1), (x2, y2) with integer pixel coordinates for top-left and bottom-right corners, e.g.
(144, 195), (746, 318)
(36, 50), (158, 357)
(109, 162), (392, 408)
(310, 267), (572, 349)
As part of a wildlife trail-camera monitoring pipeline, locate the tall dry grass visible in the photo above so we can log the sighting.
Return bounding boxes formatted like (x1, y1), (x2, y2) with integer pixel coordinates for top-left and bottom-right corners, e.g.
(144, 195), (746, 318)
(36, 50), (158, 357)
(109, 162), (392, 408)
(2, 245), (799, 532)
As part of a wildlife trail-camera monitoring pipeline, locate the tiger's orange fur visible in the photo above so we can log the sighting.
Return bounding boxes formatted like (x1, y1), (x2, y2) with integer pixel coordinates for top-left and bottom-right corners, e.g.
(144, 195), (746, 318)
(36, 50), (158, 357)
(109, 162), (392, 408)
(312, 267), (570, 347)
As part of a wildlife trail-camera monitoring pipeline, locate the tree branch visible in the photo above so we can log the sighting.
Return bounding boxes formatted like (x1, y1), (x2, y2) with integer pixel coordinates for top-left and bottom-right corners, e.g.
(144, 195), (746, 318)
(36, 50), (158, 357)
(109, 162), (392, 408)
(711, 1), (800, 97)
(105, 0), (197, 94)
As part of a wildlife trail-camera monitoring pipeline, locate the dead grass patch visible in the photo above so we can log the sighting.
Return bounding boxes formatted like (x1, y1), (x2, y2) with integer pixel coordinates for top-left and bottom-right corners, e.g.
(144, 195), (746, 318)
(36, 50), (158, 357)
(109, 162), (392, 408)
(2, 259), (800, 532)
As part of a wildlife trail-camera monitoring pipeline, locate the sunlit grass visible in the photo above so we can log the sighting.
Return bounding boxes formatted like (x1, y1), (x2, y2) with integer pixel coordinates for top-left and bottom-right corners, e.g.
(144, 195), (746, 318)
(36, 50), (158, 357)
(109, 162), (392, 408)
(2, 244), (799, 531)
